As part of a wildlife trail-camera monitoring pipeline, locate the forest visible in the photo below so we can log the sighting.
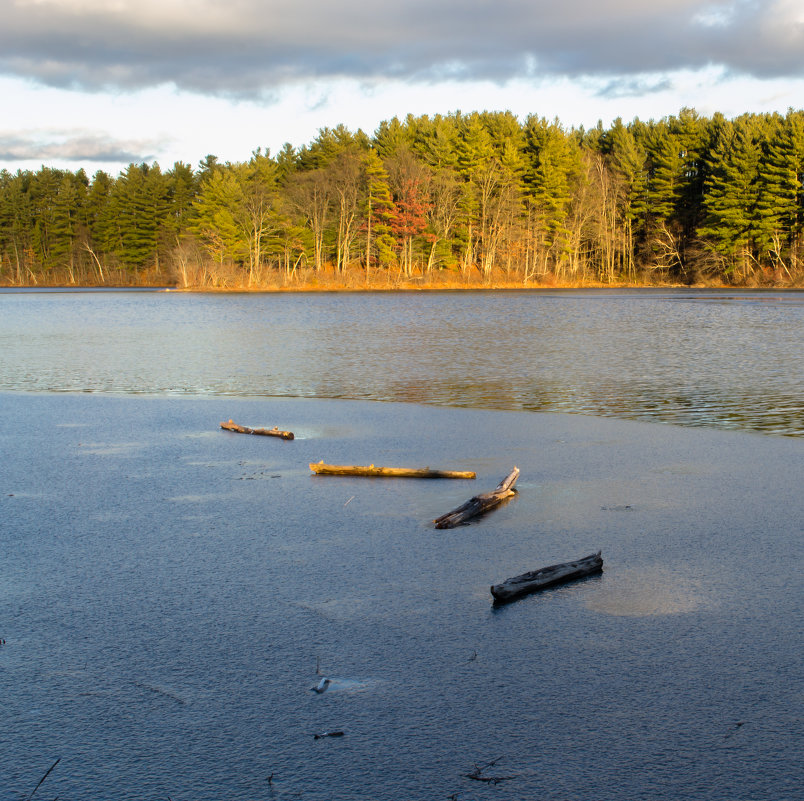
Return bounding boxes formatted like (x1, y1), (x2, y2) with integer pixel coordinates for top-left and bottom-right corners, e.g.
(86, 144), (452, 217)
(2, 107), (804, 289)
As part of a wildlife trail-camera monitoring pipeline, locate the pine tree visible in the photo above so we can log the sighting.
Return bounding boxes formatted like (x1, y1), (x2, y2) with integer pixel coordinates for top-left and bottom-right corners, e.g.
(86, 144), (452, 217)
(604, 118), (648, 277)
(754, 112), (804, 268)
(165, 162), (197, 237)
(645, 121), (684, 221)
(109, 163), (171, 270)
(0, 170), (34, 282)
(523, 116), (580, 273)
(373, 117), (414, 160)
(192, 169), (248, 266)
(362, 148), (396, 277)
(699, 116), (761, 277)
(275, 143), (298, 183)
(413, 113), (460, 171)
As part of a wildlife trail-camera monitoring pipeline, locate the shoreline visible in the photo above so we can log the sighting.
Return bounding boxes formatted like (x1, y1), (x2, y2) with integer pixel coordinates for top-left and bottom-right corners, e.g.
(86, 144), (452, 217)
(5, 261), (803, 293)
(6, 280), (804, 294)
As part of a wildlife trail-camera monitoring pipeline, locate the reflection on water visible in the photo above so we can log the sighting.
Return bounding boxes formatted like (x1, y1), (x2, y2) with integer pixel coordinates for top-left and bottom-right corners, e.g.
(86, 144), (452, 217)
(586, 567), (711, 617)
(1, 288), (802, 436)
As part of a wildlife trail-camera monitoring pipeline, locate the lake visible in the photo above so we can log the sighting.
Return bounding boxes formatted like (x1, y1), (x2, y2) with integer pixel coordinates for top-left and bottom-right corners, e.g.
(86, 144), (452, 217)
(0, 288), (802, 436)
(1, 289), (802, 801)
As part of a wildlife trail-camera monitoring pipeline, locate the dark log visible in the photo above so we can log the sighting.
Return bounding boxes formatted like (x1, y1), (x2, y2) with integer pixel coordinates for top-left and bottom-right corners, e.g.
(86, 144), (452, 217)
(314, 730), (345, 739)
(463, 756), (517, 785)
(220, 419), (294, 440)
(310, 461), (475, 479)
(433, 467), (519, 528)
(490, 551), (603, 603)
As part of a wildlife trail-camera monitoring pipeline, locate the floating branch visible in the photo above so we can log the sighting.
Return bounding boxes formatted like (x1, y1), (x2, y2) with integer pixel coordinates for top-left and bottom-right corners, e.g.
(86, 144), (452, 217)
(463, 755), (517, 785)
(433, 467), (519, 528)
(491, 551), (603, 604)
(310, 462), (475, 479)
(220, 419), (294, 440)
(27, 758), (60, 801)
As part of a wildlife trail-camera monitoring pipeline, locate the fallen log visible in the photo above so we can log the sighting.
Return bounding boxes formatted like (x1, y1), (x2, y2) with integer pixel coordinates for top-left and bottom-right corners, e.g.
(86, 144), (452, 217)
(309, 461), (476, 479)
(220, 419), (294, 440)
(433, 467), (519, 528)
(490, 551), (603, 604)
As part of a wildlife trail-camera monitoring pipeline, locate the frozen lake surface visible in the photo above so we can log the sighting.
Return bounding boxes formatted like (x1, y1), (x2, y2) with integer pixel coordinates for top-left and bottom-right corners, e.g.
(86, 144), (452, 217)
(1, 392), (801, 801)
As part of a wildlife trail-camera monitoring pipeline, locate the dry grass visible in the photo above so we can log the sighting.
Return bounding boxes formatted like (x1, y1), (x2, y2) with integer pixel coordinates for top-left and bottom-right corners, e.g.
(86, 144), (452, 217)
(6, 258), (800, 291)
(170, 263), (697, 292)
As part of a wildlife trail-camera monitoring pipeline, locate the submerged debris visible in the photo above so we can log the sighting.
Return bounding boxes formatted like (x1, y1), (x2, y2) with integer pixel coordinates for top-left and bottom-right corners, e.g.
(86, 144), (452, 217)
(314, 730), (345, 739)
(463, 755), (518, 785)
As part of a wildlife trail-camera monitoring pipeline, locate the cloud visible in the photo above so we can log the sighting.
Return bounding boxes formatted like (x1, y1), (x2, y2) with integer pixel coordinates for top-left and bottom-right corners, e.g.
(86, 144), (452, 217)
(0, 129), (159, 163)
(1, 0), (803, 97)
(595, 75), (675, 99)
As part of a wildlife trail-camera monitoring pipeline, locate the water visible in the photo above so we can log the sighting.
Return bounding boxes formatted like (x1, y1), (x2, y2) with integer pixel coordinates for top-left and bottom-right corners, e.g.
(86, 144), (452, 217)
(1, 290), (802, 801)
(1, 288), (802, 436)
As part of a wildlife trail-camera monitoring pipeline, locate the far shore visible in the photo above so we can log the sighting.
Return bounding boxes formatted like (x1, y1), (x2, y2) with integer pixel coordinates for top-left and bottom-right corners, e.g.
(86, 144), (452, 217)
(6, 272), (803, 294)
(5, 254), (804, 293)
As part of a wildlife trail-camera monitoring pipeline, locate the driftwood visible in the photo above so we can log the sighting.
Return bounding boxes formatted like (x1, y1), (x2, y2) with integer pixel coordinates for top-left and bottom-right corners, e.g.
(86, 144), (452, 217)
(220, 419), (294, 440)
(27, 758), (60, 801)
(463, 756), (517, 785)
(433, 467), (519, 528)
(310, 461), (475, 479)
(490, 551), (603, 603)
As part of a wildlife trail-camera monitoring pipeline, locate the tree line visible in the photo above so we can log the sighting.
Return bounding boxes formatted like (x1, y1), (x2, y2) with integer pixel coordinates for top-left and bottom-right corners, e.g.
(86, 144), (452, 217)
(2, 107), (804, 288)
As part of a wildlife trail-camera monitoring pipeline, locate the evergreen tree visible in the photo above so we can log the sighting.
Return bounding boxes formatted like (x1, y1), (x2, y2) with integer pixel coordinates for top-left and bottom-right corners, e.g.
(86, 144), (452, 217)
(165, 161), (197, 237)
(669, 107), (707, 236)
(373, 117), (414, 160)
(275, 143), (298, 183)
(192, 168), (248, 265)
(29, 168), (66, 271)
(107, 163), (171, 270)
(523, 116), (580, 271)
(454, 112), (496, 272)
(754, 112), (804, 265)
(645, 121), (684, 221)
(412, 113), (460, 170)
(699, 116), (761, 276)
(297, 125), (369, 170)
(604, 117), (648, 277)
(0, 170), (34, 282)
(362, 148), (396, 276)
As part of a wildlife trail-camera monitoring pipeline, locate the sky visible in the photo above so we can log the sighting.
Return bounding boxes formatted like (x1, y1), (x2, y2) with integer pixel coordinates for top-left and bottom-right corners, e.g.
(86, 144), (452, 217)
(2, 0), (804, 176)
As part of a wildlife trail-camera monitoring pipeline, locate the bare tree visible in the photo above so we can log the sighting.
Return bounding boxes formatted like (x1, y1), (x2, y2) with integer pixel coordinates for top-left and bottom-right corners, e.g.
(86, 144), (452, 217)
(285, 169), (332, 271)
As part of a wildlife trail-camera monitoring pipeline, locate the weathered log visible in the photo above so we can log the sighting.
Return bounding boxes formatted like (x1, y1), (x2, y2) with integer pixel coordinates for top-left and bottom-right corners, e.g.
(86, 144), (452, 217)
(309, 461), (476, 479)
(490, 551), (603, 604)
(433, 467), (519, 528)
(220, 419), (294, 440)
